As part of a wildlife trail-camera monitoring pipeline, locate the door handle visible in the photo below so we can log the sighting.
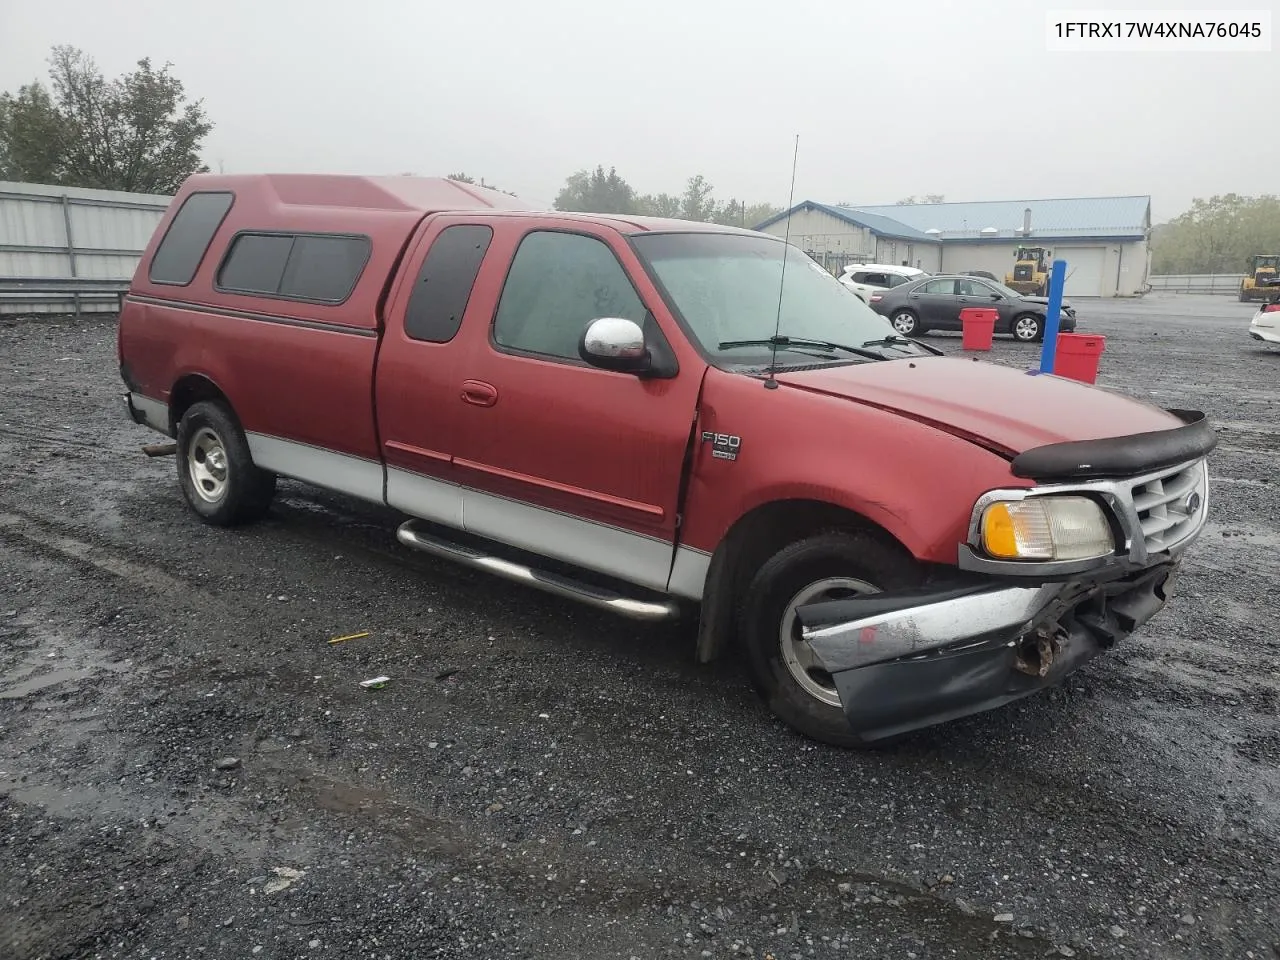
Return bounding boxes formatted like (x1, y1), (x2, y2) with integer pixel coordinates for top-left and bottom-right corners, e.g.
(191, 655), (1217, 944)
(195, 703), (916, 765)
(460, 380), (498, 407)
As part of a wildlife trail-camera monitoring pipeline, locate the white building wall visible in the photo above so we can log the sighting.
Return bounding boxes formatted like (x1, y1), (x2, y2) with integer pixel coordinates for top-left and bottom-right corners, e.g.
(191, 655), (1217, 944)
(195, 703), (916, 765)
(757, 208), (875, 259)
(876, 236), (941, 272)
(939, 239), (1150, 297)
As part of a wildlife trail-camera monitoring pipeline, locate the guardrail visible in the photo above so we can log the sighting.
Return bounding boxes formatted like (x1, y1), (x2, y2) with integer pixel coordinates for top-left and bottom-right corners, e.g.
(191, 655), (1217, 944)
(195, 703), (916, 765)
(1147, 273), (1247, 295)
(0, 276), (129, 315)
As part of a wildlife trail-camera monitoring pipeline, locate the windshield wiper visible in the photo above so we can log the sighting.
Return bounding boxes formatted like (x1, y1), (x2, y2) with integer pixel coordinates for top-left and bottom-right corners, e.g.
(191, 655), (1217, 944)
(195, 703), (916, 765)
(860, 334), (944, 356)
(717, 335), (887, 362)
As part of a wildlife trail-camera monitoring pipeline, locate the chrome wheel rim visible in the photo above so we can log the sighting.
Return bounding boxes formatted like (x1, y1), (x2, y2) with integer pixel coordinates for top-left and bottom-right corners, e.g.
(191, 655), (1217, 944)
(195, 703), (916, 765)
(1014, 316), (1040, 340)
(779, 576), (880, 708)
(892, 312), (916, 334)
(188, 427), (229, 503)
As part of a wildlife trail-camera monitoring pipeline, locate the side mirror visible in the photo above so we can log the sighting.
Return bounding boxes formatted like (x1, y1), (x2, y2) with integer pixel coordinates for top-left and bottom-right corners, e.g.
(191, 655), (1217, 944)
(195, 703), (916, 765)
(990, 293), (1002, 300)
(578, 317), (652, 374)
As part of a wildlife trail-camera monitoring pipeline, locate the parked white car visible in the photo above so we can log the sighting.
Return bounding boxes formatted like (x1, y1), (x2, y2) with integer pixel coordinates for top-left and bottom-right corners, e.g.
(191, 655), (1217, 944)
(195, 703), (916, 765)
(1248, 293), (1280, 347)
(838, 263), (928, 303)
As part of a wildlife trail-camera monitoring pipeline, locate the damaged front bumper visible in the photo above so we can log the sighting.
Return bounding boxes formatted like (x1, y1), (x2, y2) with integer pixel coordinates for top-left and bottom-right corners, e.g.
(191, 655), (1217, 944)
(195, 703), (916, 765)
(795, 561), (1180, 741)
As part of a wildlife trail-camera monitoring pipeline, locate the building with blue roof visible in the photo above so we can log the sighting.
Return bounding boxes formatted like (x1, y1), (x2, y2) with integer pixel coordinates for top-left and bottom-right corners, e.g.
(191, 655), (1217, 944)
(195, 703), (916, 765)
(753, 195), (1152, 297)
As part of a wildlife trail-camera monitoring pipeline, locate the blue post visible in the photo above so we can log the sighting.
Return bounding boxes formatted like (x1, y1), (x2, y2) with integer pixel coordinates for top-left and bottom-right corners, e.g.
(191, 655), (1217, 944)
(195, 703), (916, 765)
(1038, 259), (1068, 374)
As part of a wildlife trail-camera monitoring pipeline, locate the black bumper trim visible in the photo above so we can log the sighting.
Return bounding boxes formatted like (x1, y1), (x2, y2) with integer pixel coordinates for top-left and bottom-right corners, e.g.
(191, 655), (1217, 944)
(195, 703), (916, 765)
(1010, 408), (1216, 481)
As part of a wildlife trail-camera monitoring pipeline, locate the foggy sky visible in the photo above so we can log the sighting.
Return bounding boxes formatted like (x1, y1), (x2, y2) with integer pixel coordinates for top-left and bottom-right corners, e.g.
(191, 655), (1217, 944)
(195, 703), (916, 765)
(2, 0), (1275, 221)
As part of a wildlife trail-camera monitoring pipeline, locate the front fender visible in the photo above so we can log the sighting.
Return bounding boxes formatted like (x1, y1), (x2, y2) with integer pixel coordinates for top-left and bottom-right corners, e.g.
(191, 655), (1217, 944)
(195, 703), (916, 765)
(679, 368), (1032, 564)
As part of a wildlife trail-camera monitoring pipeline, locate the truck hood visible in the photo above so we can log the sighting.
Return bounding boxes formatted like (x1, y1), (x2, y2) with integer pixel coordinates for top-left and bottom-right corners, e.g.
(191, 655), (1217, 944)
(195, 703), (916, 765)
(773, 356), (1182, 457)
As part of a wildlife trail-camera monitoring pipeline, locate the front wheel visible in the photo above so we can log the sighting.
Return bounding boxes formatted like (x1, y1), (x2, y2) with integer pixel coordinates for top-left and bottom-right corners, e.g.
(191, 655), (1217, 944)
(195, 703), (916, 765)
(738, 530), (925, 748)
(175, 400), (276, 526)
(1011, 313), (1044, 342)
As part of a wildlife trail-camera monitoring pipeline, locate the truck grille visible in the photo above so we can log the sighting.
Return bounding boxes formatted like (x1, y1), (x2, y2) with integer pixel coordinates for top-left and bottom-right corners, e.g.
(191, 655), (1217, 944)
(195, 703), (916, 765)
(1014, 265), (1033, 281)
(1128, 459), (1209, 555)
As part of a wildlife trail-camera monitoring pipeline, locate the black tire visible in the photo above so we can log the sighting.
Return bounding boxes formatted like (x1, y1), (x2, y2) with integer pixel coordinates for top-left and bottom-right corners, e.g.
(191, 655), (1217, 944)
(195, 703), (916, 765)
(1239, 284), (1248, 302)
(889, 309), (920, 336)
(738, 529), (925, 749)
(1011, 313), (1044, 342)
(175, 400), (276, 527)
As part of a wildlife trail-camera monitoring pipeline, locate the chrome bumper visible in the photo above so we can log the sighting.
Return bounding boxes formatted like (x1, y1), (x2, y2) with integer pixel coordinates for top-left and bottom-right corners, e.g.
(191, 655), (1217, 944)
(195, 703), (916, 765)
(123, 392), (145, 426)
(122, 391), (172, 437)
(799, 583), (1066, 673)
(794, 561), (1180, 741)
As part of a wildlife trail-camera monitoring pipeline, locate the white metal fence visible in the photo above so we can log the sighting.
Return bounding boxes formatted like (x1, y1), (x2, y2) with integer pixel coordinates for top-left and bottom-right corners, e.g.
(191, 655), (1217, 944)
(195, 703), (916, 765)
(0, 180), (172, 314)
(1147, 273), (1247, 295)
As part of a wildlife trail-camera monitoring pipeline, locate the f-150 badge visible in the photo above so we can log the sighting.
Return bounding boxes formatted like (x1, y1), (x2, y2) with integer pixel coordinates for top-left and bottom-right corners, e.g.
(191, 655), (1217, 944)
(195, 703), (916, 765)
(701, 432), (741, 461)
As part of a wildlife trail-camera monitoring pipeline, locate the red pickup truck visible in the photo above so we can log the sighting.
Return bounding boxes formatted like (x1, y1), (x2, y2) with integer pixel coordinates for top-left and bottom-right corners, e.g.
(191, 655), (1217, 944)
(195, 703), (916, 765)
(117, 174), (1216, 748)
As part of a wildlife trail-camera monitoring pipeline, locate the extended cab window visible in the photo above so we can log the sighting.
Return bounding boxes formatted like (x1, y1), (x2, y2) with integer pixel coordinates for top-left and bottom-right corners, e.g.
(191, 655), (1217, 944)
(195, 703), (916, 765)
(217, 232), (371, 304)
(493, 230), (646, 361)
(404, 225), (494, 343)
(148, 191), (234, 285)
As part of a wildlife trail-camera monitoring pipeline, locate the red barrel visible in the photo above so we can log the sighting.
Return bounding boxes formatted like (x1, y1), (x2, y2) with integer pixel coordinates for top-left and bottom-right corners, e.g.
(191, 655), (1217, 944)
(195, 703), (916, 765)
(959, 307), (998, 351)
(1054, 333), (1106, 384)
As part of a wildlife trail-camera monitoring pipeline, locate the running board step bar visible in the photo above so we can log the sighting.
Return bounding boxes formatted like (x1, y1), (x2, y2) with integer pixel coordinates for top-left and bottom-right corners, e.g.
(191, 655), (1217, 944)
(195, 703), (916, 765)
(395, 520), (681, 622)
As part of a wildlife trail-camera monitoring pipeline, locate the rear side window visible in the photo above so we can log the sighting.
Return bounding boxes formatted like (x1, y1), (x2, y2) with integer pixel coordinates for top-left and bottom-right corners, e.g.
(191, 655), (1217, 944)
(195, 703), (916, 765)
(217, 234), (293, 294)
(403, 225), (494, 343)
(148, 191), (235, 285)
(216, 232), (371, 304)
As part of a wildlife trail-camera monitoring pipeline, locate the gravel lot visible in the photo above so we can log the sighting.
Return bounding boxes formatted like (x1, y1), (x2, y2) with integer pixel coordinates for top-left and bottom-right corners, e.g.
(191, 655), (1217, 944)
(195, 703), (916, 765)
(2, 294), (1277, 960)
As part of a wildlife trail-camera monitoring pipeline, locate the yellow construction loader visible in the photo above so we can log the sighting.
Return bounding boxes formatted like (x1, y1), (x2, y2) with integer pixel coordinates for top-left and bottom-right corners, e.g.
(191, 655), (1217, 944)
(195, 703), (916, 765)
(1238, 255), (1280, 302)
(1005, 246), (1052, 295)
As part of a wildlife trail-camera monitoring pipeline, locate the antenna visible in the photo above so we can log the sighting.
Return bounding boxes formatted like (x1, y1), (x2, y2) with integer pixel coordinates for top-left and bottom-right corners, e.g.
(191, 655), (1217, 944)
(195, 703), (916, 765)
(764, 134), (801, 390)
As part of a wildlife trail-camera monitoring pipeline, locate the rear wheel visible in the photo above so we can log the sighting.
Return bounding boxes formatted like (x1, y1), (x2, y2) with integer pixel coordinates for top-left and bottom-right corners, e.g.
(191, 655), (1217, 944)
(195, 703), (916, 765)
(738, 530), (925, 748)
(1011, 313), (1044, 342)
(176, 400), (276, 526)
(890, 309), (920, 336)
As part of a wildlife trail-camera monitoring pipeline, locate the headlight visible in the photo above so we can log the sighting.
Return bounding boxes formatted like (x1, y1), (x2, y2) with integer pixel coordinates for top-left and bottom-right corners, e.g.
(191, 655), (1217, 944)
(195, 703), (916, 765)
(979, 495), (1114, 561)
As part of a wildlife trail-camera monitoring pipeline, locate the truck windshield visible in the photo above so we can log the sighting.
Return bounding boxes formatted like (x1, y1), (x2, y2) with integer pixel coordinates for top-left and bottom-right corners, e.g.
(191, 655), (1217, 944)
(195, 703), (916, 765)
(630, 231), (920, 365)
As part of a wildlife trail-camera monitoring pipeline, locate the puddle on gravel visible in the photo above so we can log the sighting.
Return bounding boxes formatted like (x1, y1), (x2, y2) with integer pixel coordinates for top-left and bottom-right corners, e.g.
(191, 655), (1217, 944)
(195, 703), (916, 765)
(0, 666), (103, 700)
(0, 618), (134, 701)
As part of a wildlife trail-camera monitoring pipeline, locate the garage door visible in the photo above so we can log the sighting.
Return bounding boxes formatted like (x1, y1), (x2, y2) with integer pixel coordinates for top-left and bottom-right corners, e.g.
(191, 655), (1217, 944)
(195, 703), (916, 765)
(1060, 246), (1106, 297)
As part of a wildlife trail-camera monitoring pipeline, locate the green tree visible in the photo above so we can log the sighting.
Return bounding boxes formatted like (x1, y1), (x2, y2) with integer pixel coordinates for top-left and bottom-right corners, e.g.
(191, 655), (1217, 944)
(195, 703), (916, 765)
(0, 82), (67, 183)
(635, 192), (681, 217)
(1151, 194), (1280, 274)
(712, 198), (783, 228)
(0, 45), (212, 193)
(679, 174), (717, 221)
(553, 165), (637, 213)
(553, 165), (781, 226)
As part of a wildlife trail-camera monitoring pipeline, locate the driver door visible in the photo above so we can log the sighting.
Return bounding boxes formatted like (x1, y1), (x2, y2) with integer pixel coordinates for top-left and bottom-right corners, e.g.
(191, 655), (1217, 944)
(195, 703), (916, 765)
(446, 222), (706, 593)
